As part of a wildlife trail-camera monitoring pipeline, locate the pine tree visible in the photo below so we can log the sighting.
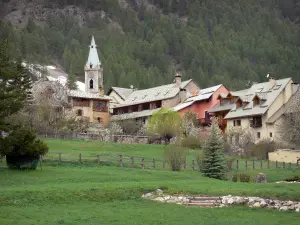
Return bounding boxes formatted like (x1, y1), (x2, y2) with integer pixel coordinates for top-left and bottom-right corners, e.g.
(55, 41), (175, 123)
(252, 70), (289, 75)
(67, 64), (78, 90)
(200, 118), (226, 180)
(0, 39), (32, 132)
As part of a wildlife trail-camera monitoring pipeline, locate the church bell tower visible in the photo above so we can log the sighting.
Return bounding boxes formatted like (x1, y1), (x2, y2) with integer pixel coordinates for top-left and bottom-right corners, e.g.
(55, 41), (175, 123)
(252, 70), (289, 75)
(84, 36), (104, 95)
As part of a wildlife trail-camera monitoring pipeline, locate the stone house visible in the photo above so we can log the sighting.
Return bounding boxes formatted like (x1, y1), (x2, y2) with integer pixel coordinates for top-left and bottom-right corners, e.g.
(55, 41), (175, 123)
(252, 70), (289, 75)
(110, 73), (200, 123)
(209, 77), (299, 142)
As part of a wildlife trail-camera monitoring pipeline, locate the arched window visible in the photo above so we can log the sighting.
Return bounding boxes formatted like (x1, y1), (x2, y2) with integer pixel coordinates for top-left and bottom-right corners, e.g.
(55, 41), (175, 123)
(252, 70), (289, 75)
(90, 63), (93, 68)
(89, 79), (94, 89)
(77, 109), (83, 116)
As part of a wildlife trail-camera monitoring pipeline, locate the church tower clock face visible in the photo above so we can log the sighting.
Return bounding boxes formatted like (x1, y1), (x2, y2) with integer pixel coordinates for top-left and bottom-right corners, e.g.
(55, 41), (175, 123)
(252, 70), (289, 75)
(88, 71), (94, 79)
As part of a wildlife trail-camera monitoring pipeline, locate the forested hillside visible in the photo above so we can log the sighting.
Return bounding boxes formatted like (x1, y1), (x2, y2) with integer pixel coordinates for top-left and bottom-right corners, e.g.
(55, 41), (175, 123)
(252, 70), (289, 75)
(1, 0), (300, 90)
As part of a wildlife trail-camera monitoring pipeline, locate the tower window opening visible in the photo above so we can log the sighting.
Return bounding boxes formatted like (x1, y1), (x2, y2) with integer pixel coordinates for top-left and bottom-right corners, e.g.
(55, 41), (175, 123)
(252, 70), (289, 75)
(90, 63), (93, 69)
(90, 79), (94, 89)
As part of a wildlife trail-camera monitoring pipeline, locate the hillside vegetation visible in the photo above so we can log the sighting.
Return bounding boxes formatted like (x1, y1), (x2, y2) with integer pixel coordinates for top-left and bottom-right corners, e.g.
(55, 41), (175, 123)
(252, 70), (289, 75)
(1, 0), (300, 90)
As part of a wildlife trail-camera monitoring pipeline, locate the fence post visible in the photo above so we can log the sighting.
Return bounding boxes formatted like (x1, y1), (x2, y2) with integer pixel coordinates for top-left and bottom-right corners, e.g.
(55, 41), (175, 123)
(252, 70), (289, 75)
(59, 153), (62, 162)
(79, 153), (82, 163)
(267, 160), (270, 169)
(289, 162), (292, 169)
(245, 160), (248, 170)
(141, 157), (144, 169)
(163, 160), (166, 169)
(184, 161), (187, 170)
(131, 157), (134, 168)
(253, 160), (255, 170)
(276, 161), (278, 169)
(283, 162), (285, 169)
(297, 160), (299, 168)
(120, 155), (123, 167)
(97, 154), (100, 164)
(236, 160), (239, 171)
(260, 160), (263, 169)
(153, 159), (156, 169)
(192, 160), (195, 171)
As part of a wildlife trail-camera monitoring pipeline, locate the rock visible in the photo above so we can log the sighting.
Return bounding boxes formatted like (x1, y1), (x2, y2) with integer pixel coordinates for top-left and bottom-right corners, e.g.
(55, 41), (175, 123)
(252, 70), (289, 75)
(260, 201), (268, 208)
(156, 189), (163, 195)
(163, 195), (171, 200)
(296, 208), (300, 212)
(228, 198), (235, 205)
(280, 206), (289, 211)
(295, 203), (300, 208)
(287, 201), (294, 206)
(142, 193), (153, 198)
(235, 197), (247, 204)
(253, 202), (261, 208)
(154, 197), (165, 202)
(254, 173), (267, 183)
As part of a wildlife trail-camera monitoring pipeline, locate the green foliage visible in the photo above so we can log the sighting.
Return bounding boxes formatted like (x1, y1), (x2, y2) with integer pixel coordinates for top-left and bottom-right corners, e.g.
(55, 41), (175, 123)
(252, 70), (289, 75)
(0, 128), (48, 158)
(164, 144), (186, 171)
(240, 173), (251, 183)
(0, 39), (32, 131)
(1, 1), (300, 90)
(200, 119), (226, 180)
(181, 136), (201, 149)
(67, 64), (78, 90)
(251, 139), (276, 160)
(118, 119), (143, 135)
(147, 108), (182, 144)
(232, 174), (238, 182)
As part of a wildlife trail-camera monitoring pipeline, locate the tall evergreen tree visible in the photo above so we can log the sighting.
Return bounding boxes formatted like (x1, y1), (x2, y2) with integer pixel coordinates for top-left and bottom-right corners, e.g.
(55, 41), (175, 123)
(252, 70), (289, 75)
(67, 64), (78, 90)
(200, 118), (226, 180)
(0, 39), (32, 132)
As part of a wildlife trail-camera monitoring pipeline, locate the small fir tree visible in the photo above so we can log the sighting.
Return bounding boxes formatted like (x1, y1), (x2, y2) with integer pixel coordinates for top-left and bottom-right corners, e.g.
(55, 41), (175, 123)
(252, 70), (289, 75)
(200, 118), (226, 180)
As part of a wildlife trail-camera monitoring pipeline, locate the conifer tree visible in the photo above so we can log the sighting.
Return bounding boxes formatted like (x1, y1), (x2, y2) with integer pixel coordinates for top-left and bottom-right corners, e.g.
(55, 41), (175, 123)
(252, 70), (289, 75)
(200, 118), (226, 180)
(67, 64), (78, 90)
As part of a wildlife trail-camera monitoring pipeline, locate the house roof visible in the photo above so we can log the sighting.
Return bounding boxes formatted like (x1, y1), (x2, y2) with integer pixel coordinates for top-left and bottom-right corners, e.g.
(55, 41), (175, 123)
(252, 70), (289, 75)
(113, 79), (195, 108)
(173, 84), (223, 112)
(68, 90), (111, 100)
(111, 108), (161, 121)
(224, 78), (292, 119)
(109, 87), (134, 100)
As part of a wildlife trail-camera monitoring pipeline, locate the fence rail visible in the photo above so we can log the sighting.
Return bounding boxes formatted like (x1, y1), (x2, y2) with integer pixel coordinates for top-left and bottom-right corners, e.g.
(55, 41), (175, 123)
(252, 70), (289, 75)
(42, 152), (300, 171)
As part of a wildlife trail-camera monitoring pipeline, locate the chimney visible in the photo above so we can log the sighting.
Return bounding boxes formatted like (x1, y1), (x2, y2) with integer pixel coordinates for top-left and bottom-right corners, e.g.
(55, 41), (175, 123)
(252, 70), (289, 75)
(269, 77), (276, 89)
(175, 72), (182, 87)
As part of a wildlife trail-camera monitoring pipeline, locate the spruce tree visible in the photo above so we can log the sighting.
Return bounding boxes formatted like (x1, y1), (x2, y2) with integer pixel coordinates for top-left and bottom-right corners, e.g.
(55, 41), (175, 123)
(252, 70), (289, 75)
(67, 64), (78, 90)
(0, 39), (32, 132)
(200, 118), (226, 180)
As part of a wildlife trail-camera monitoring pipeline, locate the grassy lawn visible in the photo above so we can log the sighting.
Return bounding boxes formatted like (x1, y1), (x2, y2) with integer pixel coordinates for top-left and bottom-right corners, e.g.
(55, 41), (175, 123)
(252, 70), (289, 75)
(1, 139), (300, 224)
(1, 163), (300, 225)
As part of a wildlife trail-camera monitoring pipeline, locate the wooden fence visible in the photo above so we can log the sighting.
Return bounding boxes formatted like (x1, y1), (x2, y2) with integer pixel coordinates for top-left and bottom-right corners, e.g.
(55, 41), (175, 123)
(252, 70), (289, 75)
(42, 152), (300, 171)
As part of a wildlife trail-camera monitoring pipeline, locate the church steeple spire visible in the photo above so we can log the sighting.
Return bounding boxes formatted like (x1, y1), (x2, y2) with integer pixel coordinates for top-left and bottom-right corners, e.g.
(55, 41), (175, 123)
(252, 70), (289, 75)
(86, 35), (101, 69)
(84, 36), (103, 94)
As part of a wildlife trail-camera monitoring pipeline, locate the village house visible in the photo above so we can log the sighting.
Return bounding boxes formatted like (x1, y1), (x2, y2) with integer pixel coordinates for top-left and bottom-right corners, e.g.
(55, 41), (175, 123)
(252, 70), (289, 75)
(173, 84), (229, 129)
(209, 77), (299, 142)
(67, 36), (111, 126)
(110, 73), (200, 123)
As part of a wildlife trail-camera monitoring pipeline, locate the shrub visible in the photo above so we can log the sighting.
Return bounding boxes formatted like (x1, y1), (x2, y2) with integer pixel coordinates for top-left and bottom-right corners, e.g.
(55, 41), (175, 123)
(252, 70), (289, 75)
(181, 136), (201, 149)
(0, 128), (48, 170)
(239, 173), (251, 182)
(232, 174), (238, 182)
(285, 176), (300, 182)
(226, 156), (235, 170)
(251, 139), (276, 160)
(164, 145), (186, 171)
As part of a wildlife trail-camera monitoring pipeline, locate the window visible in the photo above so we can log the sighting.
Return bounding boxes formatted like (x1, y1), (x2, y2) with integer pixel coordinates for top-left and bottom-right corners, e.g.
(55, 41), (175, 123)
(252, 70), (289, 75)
(270, 132), (273, 138)
(77, 109), (83, 116)
(257, 132), (261, 139)
(90, 63), (93, 68)
(250, 116), (262, 128)
(94, 101), (107, 112)
(97, 117), (103, 124)
(236, 120), (241, 126)
(89, 79), (94, 89)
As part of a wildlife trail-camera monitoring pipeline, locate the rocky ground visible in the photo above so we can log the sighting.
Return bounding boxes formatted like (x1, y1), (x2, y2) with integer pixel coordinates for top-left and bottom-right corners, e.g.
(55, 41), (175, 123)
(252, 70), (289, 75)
(142, 189), (300, 213)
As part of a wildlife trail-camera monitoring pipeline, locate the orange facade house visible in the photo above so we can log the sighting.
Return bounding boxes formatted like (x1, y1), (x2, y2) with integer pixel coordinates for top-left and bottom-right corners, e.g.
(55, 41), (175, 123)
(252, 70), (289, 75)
(173, 84), (229, 128)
